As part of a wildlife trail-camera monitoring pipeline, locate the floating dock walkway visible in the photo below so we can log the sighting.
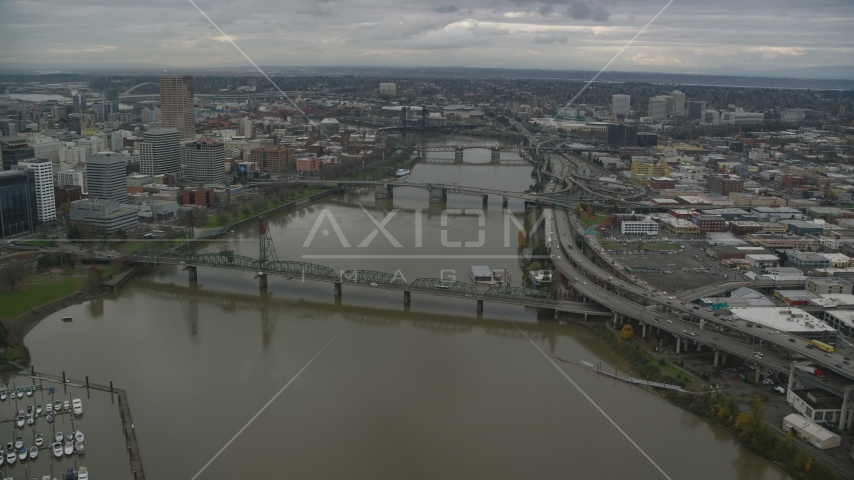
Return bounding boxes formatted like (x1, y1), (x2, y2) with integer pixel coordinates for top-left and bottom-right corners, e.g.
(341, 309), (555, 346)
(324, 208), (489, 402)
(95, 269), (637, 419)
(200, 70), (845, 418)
(555, 356), (688, 393)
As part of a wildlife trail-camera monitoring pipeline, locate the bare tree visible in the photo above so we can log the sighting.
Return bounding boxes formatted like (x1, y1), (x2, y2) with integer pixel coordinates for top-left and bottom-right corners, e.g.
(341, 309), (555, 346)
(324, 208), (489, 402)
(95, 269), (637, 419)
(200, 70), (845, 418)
(0, 263), (26, 290)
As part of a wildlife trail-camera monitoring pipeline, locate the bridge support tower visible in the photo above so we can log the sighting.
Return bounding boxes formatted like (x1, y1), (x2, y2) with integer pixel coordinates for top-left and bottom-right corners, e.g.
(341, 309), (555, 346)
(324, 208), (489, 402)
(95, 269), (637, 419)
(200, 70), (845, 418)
(429, 186), (447, 203)
(490, 147), (501, 164)
(482, 194), (488, 205)
(334, 282), (342, 297)
(454, 147), (464, 164)
(256, 273), (268, 288)
(502, 196), (508, 208)
(404, 291), (411, 304)
(477, 300), (483, 312)
(375, 180), (393, 199)
(839, 385), (854, 430)
(185, 266), (197, 280)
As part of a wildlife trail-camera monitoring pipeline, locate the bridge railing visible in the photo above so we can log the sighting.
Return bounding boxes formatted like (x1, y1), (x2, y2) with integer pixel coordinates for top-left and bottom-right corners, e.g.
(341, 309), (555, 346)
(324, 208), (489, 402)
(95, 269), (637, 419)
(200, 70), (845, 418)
(341, 270), (407, 286)
(409, 278), (478, 296)
(484, 286), (555, 304)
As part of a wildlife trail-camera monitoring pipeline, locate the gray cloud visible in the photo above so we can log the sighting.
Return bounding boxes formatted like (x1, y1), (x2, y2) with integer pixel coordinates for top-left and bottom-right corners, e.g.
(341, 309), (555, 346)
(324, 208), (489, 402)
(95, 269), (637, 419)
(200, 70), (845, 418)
(434, 5), (460, 14)
(532, 34), (568, 44)
(296, 5), (336, 17)
(567, 1), (610, 22)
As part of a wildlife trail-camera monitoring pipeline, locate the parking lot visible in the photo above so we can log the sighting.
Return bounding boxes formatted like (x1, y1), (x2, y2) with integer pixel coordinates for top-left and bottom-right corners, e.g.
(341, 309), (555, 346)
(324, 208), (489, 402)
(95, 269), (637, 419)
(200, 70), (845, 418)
(617, 251), (729, 292)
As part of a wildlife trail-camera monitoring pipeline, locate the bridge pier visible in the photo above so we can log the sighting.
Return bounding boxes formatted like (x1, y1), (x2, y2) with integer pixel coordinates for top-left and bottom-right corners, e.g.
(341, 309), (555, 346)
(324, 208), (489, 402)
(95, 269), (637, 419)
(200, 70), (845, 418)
(553, 309), (559, 320)
(257, 273), (267, 288)
(713, 350), (720, 367)
(404, 291), (411, 304)
(334, 282), (342, 297)
(482, 194), (488, 205)
(642, 323), (647, 338)
(428, 186), (447, 203)
(185, 265), (197, 280)
(502, 196), (508, 208)
(477, 299), (483, 313)
(754, 365), (761, 383)
(454, 147), (464, 164)
(375, 180), (393, 199)
(490, 147), (501, 164)
(675, 336), (681, 354)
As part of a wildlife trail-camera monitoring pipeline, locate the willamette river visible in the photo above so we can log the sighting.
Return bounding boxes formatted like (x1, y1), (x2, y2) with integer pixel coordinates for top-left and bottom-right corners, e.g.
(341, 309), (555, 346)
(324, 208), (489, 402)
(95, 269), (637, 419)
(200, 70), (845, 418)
(21, 136), (791, 479)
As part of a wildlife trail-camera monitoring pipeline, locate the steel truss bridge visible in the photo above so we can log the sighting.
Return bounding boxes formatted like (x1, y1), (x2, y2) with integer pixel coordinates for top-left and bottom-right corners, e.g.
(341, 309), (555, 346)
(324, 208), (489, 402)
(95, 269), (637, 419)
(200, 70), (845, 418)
(126, 218), (608, 317)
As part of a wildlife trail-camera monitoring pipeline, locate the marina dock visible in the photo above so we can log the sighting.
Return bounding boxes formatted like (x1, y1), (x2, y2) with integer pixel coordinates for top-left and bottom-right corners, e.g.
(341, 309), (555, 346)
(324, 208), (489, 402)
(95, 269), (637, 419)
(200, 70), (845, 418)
(29, 370), (145, 480)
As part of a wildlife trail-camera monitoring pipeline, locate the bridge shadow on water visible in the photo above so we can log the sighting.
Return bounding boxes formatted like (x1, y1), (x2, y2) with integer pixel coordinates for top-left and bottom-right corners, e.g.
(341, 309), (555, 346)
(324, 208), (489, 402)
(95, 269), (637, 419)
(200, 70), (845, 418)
(128, 276), (569, 354)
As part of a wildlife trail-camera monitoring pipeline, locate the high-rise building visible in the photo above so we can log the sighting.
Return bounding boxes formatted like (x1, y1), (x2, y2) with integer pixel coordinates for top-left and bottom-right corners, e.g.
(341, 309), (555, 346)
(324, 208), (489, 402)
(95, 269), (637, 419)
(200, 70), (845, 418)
(185, 139), (226, 184)
(248, 145), (295, 172)
(379, 83), (396, 95)
(159, 76), (195, 139)
(106, 89), (119, 113)
(0, 169), (37, 237)
(648, 97), (669, 120)
(139, 128), (181, 176)
(17, 159), (56, 222)
(0, 137), (35, 171)
(31, 137), (61, 164)
(687, 101), (705, 121)
(239, 118), (253, 138)
(611, 95), (631, 116)
(670, 90), (686, 113)
(86, 152), (128, 203)
(607, 124), (637, 148)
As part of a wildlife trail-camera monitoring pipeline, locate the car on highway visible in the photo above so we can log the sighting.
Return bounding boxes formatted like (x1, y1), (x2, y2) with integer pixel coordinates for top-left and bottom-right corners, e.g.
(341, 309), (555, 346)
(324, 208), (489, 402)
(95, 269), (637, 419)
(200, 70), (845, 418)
(788, 338), (796, 342)
(713, 337), (719, 341)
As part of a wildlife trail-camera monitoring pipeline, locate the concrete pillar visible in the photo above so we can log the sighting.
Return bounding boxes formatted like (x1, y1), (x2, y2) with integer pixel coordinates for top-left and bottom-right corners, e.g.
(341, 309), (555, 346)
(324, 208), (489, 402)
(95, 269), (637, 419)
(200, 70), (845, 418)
(477, 299), (483, 313)
(334, 282), (342, 297)
(721, 352), (727, 364)
(675, 336), (681, 354)
(754, 365), (761, 383)
(375, 180), (393, 199)
(839, 387), (851, 430)
(642, 323), (647, 338)
(454, 147), (464, 164)
(258, 273), (267, 288)
(490, 147), (501, 164)
(554, 309), (559, 320)
(186, 266), (197, 280)
(699, 318), (705, 330)
(482, 194), (488, 204)
(429, 186), (447, 203)
(404, 291), (411, 304)
(713, 350), (720, 367)
(502, 196), (508, 208)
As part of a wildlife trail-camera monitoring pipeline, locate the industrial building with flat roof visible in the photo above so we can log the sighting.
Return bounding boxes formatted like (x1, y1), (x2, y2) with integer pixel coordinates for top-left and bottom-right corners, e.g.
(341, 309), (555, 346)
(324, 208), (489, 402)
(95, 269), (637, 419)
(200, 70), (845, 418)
(728, 307), (837, 344)
(782, 413), (843, 448)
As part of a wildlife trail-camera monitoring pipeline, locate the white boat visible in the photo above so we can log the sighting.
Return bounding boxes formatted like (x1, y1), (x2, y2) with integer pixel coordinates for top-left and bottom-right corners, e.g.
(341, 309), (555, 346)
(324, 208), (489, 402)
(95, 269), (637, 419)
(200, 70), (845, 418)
(64, 441), (73, 455)
(54, 400), (62, 411)
(52, 442), (62, 458)
(6, 450), (15, 464)
(25, 387), (33, 397)
(72, 398), (83, 415)
(75, 430), (84, 443)
(0, 451), (3, 466)
(15, 415), (24, 427)
(78, 467), (89, 480)
(65, 432), (73, 442)
(14, 438), (22, 449)
(35, 434), (44, 447)
(394, 168), (411, 177)
(36, 404), (42, 415)
(26, 405), (33, 417)
(74, 442), (84, 455)
(0, 391), (6, 401)
(16, 389), (23, 399)
(63, 400), (70, 411)
(55, 432), (63, 443)
(18, 448), (26, 461)
(46, 403), (52, 414)
(46, 414), (53, 423)
(29, 446), (37, 459)
(27, 416), (34, 426)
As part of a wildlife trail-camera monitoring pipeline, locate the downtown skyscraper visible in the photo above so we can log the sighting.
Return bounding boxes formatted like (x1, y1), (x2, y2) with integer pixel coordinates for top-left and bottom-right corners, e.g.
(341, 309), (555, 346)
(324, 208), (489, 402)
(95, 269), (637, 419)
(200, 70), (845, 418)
(159, 76), (195, 140)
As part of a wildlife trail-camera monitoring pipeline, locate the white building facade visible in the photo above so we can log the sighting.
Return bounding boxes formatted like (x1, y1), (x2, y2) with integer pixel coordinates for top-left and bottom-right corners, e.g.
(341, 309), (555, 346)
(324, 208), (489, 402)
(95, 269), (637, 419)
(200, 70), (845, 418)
(18, 159), (56, 222)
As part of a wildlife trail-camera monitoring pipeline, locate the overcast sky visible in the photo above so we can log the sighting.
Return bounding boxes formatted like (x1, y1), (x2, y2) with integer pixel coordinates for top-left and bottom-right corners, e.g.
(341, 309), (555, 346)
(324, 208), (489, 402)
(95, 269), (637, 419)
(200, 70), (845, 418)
(1, 0), (852, 72)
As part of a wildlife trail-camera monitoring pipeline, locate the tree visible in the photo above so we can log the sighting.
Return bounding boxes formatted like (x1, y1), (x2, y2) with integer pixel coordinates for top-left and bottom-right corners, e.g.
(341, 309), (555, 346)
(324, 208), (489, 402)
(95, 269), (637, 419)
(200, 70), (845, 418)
(0, 263), (25, 290)
(87, 266), (103, 290)
(620, 324), (634, 339)
(67, 224), (82, 240)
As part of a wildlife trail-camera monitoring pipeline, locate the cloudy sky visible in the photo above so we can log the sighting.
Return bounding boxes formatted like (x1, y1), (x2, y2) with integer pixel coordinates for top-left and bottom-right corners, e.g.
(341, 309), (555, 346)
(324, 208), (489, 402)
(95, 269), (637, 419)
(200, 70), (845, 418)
(1, 0), (852, 72)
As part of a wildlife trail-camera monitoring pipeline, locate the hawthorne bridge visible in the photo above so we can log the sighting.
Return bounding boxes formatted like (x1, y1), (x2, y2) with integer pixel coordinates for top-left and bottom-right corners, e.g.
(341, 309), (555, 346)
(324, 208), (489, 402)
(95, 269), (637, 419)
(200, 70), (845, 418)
(127, 217), (609, 319)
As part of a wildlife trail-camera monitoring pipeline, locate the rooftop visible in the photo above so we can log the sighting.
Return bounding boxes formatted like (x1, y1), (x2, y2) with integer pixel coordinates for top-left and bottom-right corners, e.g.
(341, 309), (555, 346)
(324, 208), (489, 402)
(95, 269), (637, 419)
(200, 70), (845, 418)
(728, 307), (835, 333)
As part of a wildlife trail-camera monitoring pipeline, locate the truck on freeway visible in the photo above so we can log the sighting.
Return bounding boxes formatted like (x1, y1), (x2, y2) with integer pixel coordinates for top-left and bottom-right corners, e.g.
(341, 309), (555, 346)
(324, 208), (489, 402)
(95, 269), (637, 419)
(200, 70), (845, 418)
(807, 340), (835, 353)
(795, 365), (826, 378)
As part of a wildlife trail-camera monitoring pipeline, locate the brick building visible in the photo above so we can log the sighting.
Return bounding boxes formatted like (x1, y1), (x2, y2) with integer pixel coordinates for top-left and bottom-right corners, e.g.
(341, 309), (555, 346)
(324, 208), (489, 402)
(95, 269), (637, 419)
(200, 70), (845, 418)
(708, 174), (744, 196)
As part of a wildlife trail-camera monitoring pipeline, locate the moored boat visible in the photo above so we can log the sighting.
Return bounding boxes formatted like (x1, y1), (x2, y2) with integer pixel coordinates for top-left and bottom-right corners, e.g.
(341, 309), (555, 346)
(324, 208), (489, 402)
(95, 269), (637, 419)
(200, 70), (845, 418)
(63, 441), (73, 456)
(46, 403), (52, 414)
(55, 432), (63, 443)
(0, 390), (6, 401)
(29, 445), (37, 459)
(25, 405), (33, 417)
(27, 416), (34, 426)
(36, 404), (42, 415)
(78, 466), (89, 480)
(75, 430), (84, 443)
(15, 415), (24, 427)
(14, 437), (22, 449)
(16, 389), (23, 399)
(35, 434), (44, 447)
(18, 447), (26, 461)
(65, 432), (73, 442)
(63, 400), (70, 411)
(72, 398), (83, 415)
(52, 442), (62, 458)
(46, 414), (53, 423)
(6, 449), (15, 464)
(54, 400), (62, 411)
(25, 387), (33, 397)
(74, 441), (84, 455)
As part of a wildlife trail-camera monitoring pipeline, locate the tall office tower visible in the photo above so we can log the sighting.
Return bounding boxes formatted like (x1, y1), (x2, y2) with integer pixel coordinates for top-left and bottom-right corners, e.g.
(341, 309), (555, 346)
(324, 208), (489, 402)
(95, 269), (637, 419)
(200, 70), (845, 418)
(0, 169), (37, 237)
(86, 152), (128, 203)
(648, 96), (669, 120)
(670, 90), (686, 113)
(185, 139), (226, 184)
(139, 128), (181, 176)
(106, 89), (119, 113)
(611, 95), (631, 116)
(159, 76), (195, 139)
(0, 137), (35, 170)
(17, 159), (56, 222)
(687, 101), (705, 121)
